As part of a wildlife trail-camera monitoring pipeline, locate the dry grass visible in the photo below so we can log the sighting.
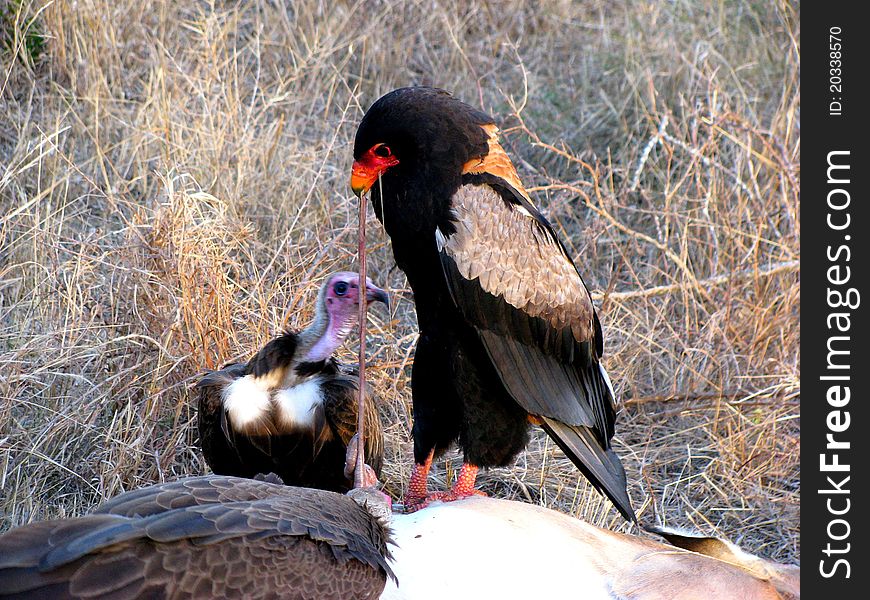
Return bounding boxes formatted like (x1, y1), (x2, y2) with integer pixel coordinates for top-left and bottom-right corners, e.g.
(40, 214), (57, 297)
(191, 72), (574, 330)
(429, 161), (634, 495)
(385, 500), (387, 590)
(1, 0), (799, 563)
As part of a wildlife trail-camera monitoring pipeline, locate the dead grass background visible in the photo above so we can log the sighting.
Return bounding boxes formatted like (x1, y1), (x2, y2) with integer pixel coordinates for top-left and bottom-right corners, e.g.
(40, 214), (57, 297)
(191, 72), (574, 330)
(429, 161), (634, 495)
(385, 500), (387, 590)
(1, 0), (799, 564)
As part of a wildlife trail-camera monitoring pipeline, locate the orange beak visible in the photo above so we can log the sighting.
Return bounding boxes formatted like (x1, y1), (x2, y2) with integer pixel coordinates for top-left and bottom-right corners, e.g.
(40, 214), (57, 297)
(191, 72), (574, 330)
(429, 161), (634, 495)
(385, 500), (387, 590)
(351, 146), (400, 197)
(351, 160), (380, 198)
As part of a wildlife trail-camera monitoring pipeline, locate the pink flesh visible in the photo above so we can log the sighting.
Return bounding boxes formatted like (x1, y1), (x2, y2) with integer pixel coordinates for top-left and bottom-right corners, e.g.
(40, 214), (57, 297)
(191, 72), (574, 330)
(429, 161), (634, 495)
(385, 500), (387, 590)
(304, 313), (354, 362)
(360, 464), (379, 488)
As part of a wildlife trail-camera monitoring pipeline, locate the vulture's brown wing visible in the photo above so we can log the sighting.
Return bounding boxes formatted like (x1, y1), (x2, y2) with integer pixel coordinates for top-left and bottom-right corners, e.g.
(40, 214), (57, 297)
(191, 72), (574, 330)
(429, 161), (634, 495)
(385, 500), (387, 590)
(92, 474), (299, 517)
(196, 363), (252, 467)
(435, 128), (633, 520)
(320, 372), (384, 477)
(197, 363), (279, 463)
(0, 477), (393, 599)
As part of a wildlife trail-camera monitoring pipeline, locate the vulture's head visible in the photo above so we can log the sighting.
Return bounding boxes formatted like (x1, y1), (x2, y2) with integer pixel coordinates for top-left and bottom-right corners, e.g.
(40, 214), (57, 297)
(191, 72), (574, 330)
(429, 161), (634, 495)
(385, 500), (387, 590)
(351, 87), (494, 222)
(302, 272), (389, 362)
(321, 271), (390, 316)
(318, 271), (390, 326)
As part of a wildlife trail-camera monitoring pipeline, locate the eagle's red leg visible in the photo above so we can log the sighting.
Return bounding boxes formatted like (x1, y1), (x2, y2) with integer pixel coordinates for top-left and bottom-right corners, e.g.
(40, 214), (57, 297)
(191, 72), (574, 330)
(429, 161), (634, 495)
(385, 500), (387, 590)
(404, 459), (486, 513)
(404, 450), (435, 512)
(450, 463), (487, 499)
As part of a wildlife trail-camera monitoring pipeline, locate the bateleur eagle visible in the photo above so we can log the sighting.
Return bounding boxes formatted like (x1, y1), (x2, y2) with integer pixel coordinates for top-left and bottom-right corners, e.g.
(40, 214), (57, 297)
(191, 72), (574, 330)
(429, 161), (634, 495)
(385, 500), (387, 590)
(197, 272), (389, 493)
(351, 87), (635, 522)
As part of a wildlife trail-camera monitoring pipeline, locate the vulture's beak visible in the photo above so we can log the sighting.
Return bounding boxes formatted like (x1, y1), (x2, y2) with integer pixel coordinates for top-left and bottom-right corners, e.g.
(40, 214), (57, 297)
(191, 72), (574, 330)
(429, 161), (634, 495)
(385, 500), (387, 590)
(365, 282), (390, 309)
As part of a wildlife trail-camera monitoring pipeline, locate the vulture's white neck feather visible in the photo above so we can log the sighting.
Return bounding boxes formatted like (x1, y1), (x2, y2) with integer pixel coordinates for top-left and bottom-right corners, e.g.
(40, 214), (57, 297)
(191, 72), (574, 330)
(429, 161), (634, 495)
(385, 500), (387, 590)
(222, 374), (324, 432)
(222, 376), (271, 429)
(274, 377), (323, 428)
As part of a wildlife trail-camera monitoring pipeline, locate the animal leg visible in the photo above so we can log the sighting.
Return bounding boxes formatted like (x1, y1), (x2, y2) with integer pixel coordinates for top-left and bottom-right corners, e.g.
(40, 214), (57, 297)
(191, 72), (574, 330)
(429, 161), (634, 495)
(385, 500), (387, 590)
(404, 461), (486, 512)
(344, 433), (381, 488)
(403, 449), (436, 512)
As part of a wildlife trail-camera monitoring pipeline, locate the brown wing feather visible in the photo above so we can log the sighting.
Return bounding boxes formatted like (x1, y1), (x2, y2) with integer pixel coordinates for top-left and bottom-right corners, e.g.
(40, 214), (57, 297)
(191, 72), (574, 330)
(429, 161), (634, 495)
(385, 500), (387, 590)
(0, 476), (392, 599)
(462, 123), (533, 203)
(439, 183), (596, 343)
(438, 129), (635, 521)
(93, 475), (299, 517)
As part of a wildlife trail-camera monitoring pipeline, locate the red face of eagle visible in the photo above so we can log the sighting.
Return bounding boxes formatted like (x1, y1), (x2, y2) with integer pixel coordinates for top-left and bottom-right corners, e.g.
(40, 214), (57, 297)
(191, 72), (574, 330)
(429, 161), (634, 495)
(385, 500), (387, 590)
(350, 87), (635, 522)
(352, 88), (493, 211)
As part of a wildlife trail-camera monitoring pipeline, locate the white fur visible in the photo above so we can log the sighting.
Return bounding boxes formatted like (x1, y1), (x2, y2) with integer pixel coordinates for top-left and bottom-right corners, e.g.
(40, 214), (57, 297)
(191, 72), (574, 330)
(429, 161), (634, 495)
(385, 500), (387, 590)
(380, 497), (791, 600)
(274, 377), (324, 428)
(380, 498), (610, 599)
(222, 376), (272, 429)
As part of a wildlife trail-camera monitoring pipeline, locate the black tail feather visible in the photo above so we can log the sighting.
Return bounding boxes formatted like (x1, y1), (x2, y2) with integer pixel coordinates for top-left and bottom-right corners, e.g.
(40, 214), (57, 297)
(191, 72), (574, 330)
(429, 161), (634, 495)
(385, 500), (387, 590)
(540, 417), (636, 523)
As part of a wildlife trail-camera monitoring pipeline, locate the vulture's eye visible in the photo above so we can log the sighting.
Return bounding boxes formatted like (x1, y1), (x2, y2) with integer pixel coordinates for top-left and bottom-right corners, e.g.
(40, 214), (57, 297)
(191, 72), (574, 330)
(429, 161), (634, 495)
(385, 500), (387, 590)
(373, 144), (392, 158)
(334, 282), (349, 296)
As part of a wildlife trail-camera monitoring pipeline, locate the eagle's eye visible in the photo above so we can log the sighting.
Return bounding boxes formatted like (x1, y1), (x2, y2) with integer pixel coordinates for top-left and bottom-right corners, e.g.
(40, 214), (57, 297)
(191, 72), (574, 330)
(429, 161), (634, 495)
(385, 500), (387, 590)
(373, 144), (392, 158)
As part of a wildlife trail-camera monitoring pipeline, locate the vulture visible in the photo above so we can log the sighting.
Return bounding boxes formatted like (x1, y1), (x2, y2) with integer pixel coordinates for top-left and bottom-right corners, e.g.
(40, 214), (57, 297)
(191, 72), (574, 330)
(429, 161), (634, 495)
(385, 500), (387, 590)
(351, 87), (635, 521)
(0, 475), (394, 599)
(197, 272), (389, 493)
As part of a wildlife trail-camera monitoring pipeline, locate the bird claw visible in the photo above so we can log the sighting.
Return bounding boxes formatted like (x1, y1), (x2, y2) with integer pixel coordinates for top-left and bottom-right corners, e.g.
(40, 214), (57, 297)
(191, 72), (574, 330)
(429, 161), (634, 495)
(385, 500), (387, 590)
(359, 464), (379, 488)
(344, 434), (379, 487)
(402, 488), (487, 513)
(403, 461), (485, 512)
(344, 433), (361, 479)
(402, 491), (444, 513)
